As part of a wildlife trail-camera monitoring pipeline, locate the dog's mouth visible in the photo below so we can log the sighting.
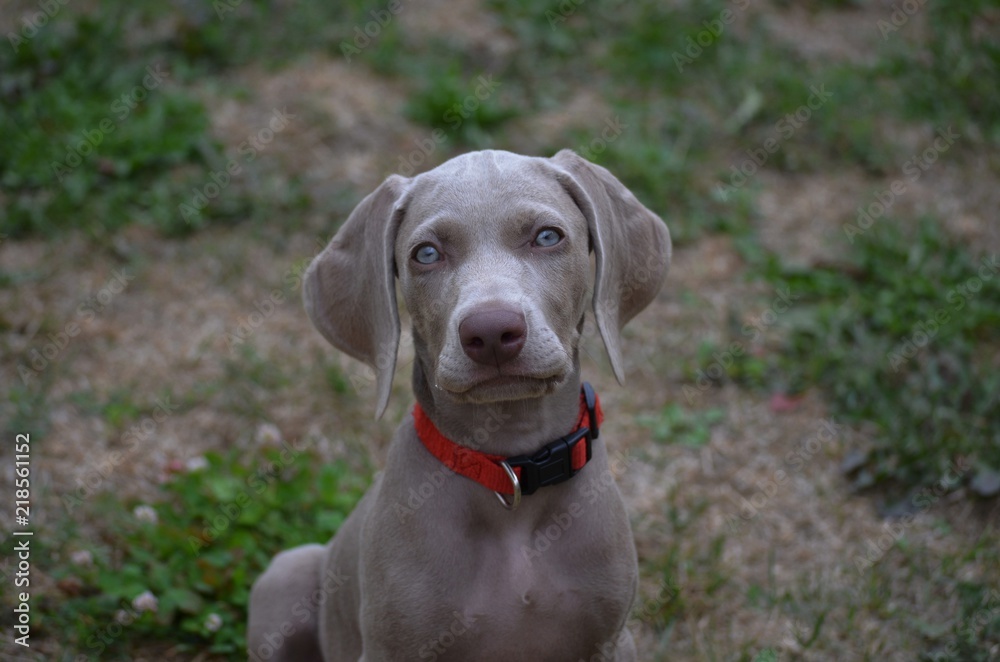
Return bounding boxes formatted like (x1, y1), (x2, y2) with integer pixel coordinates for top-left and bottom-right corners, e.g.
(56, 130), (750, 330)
(438, 372), (565, 403)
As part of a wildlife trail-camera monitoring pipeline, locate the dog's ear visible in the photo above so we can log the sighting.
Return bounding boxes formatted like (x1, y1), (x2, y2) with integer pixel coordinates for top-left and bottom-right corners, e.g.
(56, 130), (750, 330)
(303, 175), (409, 418)
(550, 149), (671, 384)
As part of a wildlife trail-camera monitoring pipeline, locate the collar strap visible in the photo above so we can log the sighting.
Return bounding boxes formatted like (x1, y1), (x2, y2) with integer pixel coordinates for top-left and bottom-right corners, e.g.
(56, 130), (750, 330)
(413, 383), (603, 497)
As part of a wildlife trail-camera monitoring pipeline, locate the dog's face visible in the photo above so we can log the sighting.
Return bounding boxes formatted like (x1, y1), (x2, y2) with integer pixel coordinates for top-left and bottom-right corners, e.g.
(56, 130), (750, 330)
(303, 149), (671, 417)
(395, 152), (591, 404)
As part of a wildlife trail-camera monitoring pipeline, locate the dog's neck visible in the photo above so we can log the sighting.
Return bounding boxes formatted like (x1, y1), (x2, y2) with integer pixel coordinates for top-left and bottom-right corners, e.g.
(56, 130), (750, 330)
(411, 359), (585, 458)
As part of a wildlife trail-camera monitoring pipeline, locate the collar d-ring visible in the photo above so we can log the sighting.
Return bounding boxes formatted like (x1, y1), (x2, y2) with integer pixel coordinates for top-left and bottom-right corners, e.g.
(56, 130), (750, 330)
(494, 461), (521, 511)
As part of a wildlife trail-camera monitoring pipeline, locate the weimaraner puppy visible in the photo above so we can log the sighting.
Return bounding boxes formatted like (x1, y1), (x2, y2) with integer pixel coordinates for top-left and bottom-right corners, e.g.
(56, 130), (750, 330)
(248, 149), (671, 661)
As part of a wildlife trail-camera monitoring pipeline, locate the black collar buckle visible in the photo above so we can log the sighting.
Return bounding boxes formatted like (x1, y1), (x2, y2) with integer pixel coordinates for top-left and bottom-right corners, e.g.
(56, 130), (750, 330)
(503, 383), (598, 496)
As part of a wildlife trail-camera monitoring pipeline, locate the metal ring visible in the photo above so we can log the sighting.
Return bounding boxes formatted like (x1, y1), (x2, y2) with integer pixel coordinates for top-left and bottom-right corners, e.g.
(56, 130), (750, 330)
(494, 461), (521, 511)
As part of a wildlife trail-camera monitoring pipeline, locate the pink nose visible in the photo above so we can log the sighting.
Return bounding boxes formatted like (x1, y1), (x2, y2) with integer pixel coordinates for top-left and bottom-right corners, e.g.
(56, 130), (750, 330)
(458, 308), (527, 366)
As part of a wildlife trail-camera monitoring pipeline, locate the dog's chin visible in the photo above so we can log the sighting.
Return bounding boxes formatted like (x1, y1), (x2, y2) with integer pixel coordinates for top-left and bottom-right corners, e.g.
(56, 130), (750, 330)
(440, 374), (565, 404)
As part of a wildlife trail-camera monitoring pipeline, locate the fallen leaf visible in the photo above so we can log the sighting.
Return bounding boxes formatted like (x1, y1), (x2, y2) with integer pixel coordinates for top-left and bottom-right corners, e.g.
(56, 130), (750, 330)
(769, 392), (802, 413)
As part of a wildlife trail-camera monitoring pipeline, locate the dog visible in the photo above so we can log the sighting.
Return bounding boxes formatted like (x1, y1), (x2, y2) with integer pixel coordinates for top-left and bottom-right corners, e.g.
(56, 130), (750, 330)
(248, 149), (671, 661)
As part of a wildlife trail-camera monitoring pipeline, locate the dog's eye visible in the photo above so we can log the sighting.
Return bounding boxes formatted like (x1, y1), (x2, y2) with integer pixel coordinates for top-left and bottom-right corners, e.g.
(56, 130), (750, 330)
(534, 228), (563, 248)
(413, 244), (442, 265)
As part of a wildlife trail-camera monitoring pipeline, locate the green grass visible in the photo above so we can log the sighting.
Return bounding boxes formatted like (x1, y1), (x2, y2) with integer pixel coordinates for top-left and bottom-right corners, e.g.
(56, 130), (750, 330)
(584, 116), (755, 245)
(404, 64), (520, 147)
(741, 221), (1000, 498)
(0, 0), (368, 239)
(638, 487), (732, 657)
(2, 382), (52, 439)
(1, 10), (210, 237)
(41, 448), (367, 659)
(74, 1), (370, 73)
(68, 387), (151, 430)
(638, 403), (725, 448)
(2, 0), (998, 658)
(921, 578), (1000, 661)
(881, 0), (1000, 140)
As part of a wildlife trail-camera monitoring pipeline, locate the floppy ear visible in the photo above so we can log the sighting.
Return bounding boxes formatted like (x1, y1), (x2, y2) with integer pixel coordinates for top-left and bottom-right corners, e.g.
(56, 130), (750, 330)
(303, 175), (409, 418)
(550, 149), (671, 384)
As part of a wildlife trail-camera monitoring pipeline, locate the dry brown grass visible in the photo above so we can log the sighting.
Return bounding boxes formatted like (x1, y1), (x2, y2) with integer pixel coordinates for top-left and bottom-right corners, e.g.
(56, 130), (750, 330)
(1, 1), (998, 660)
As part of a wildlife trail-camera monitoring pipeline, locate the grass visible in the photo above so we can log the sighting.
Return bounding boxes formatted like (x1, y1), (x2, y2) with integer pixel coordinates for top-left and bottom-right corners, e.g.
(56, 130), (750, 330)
(638, 403), (725, 448)
(640, 485), (999, 660)
(740, 221), (1000, 499)
(3, 382), (52, 439)
(41, 448), (367, 658)
(0, 0), (375, 239)
(2, 0), (999, 659)
(881, 0), (1000, 140)
(1, 10), (210, 237)
(404, 63), (520, 146)
(584, 117), (755, 245)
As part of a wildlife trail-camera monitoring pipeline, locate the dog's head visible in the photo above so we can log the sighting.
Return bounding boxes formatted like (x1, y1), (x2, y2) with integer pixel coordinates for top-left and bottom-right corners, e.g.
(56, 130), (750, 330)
(304, 149), (671, 417)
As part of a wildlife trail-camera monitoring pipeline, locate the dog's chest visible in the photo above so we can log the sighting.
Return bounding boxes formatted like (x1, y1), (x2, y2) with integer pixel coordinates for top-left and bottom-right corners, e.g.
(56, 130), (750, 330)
(363, 444), (637, 659)
(397, 518), (633, 661)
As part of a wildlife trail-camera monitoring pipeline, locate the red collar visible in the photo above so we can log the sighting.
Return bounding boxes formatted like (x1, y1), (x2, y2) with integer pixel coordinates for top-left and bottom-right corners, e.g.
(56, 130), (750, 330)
(413, 383), (603, 497)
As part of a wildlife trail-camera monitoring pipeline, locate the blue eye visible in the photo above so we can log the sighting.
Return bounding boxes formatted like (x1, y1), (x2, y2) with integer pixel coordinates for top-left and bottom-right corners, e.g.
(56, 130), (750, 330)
(413, 244), (441, 264)
(534, 228), (563, 248)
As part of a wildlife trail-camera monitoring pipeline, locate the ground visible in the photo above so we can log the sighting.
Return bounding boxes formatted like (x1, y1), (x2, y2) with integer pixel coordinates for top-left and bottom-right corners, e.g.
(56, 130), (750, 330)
(0, 0), (998, 660)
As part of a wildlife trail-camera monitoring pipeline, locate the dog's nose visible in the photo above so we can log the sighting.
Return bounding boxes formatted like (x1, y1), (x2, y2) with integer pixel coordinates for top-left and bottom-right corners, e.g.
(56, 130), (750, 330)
(459, 308), (527, 366)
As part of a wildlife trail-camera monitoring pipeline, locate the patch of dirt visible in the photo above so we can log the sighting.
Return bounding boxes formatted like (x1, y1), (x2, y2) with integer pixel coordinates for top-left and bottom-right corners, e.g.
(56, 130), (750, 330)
(609, 238), (1000, 659)
(755, 170), (871, 266)
(761, 1), (914, 65)
(914, 150), (1000, 254)
(755, 146), (1000, 268)
(194, 53), (417, 199)
(397, 0), (517, 67)
(504, 88), (614, 156)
